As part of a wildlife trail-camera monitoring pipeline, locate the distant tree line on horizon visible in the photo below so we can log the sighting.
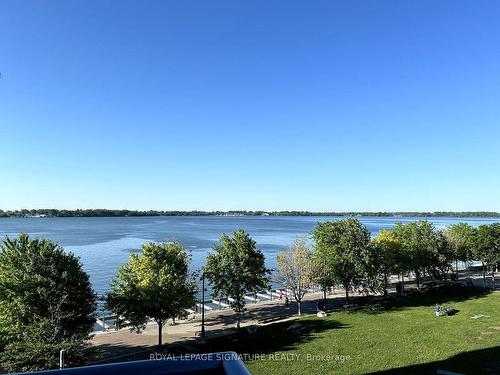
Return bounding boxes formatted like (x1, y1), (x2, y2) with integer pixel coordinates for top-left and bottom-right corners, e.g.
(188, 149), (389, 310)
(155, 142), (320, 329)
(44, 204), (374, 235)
(1, 209), (499, 218)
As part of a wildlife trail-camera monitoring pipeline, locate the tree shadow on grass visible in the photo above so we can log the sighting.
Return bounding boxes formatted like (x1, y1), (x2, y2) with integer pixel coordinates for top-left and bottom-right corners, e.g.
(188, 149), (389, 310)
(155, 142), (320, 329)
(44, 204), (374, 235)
(342, 285), (493, 317)
(171, 318), (350, 357)
(380, 285), (492, 312)
(92, 286), (492, 366)
(93, 318), (349, 365)
(363, 345), (500, 375)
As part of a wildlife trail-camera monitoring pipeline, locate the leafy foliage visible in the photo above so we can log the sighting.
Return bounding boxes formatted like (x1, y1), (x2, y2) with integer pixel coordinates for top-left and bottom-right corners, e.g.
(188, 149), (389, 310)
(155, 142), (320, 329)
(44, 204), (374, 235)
(0, 319), (97, 373)
(474, 223), (500, 265)
(474, 223), (500, 287)
(370, 230), (404, 296)
(446, 223), (476, 262)
(444, 223), (477, 278)
(393, 221), (442, 288)
(312, 232), (337, 302)
(107, 241), (196, 346)
(275, 238), (315, 315)
(0, 233), (96, 371)
(313, 219), (371, 302)
(428, 231), (454, 281)
(205, 229), (269, 328)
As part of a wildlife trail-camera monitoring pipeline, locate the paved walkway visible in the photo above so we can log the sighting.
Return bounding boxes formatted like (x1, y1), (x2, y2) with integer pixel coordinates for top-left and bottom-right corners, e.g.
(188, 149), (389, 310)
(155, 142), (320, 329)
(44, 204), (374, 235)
(92, 271), (498, 363)
(91, 289), (358, 363)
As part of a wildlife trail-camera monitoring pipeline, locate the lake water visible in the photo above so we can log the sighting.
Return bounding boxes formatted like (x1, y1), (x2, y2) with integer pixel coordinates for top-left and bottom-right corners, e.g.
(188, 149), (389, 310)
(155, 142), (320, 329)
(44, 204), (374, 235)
(0, 216), (498, 295)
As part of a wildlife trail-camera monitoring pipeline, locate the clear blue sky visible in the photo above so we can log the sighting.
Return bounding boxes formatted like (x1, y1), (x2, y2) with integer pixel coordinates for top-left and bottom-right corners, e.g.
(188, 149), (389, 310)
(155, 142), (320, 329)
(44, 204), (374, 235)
(1, 1), (500, 212)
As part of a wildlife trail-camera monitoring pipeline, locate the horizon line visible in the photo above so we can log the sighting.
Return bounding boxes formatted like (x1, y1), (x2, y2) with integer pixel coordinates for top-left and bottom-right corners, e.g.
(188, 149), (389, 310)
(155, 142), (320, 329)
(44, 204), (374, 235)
(1, 208), (499, 217)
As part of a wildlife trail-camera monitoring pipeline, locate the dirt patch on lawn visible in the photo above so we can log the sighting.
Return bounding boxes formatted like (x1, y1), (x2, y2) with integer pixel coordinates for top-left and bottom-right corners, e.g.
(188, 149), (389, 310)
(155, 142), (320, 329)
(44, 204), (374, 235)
(478, 331), (493, 340)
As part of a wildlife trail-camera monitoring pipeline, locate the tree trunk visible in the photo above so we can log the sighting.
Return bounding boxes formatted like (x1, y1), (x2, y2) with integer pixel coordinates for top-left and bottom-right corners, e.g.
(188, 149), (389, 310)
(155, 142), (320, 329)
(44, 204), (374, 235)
(323, 288), (327, 304)
(158, 320), (163, 346)
(297, 300), (302, 316)
(345, 288), (349, 304)
(415, 271), (420, 289)
(455, 259), (459, 280)
(236, 296), (242, 329)
(402, 274), (405, 294)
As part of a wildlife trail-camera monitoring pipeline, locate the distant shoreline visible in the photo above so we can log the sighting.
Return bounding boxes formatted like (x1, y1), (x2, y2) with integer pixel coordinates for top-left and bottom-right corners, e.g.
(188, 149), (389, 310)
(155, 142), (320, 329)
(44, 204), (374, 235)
(1, 209), (499, 218)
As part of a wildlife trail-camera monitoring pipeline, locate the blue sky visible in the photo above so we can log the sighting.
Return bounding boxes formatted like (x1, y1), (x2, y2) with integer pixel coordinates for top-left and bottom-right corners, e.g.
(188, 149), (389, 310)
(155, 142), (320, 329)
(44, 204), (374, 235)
(1, 0), (500, 211)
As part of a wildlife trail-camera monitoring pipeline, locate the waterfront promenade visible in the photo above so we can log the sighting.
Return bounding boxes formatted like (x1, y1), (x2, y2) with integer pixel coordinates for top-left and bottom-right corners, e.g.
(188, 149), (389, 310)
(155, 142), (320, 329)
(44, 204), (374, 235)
(92, 289), (346, 362)
(92, 289), (359, 362)
(91, 272), (498, 364)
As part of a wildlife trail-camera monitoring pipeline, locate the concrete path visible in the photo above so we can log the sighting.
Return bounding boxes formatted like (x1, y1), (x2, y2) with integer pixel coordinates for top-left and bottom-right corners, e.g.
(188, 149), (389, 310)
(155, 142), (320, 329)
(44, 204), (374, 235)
(91, 290), (352, 363)
(92, 271), (497, 363)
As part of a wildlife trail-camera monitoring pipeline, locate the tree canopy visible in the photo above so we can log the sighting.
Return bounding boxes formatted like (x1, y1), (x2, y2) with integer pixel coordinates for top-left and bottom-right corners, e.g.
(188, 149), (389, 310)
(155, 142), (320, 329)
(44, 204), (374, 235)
(204, 229), (269, 328)
(444, 223), (476, 277)
(275, 238), (315, 315)
(0, 234), (96, 372)
(474, 223), (500, 288)
(313, 218), (371, 302)
(107, 241), (196, 346)
(371, 229), (403, 296)
(393, 221), (441, 289)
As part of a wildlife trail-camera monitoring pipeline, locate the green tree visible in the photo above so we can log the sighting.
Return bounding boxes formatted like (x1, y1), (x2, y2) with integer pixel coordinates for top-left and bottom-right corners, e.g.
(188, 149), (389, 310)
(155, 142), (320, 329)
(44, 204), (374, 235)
(107, 241), (196, 346)
(445, 223), (476, 279)
(355, 241), (385, 297)
(275, 238), (315, 316)
(0, 234), (96, 372)
(205, 229), (269, 329)
(474, 223), (500, 289)
(0, 319), (96, 373)
(372, 230), (403, 297)
(313, 235), (336, 305)
(313, 218), (371, 303)
(427, 230), (454, 282)
(393, 221), (439, 289)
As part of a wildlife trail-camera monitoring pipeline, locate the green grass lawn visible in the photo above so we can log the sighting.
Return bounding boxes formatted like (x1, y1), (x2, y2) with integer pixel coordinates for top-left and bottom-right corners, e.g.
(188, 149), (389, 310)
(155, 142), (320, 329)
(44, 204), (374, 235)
(195, 286), (500, 374)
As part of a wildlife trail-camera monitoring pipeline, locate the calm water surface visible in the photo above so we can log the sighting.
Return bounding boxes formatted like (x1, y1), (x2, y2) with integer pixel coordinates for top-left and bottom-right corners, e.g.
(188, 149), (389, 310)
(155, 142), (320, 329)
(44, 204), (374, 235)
(0, 216), (498, 294)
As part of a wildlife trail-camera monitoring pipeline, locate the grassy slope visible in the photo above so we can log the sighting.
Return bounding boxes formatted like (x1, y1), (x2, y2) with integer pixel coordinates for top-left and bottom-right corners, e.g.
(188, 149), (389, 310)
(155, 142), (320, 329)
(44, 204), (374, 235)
(199, 287), (500, 375)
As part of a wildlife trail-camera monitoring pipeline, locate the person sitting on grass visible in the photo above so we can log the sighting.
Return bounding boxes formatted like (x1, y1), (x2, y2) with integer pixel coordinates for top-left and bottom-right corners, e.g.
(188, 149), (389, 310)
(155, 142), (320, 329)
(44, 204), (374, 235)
(435, 304), (445, 316)
(316, 300), (327, 317)
(435, 303), (457, 316)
